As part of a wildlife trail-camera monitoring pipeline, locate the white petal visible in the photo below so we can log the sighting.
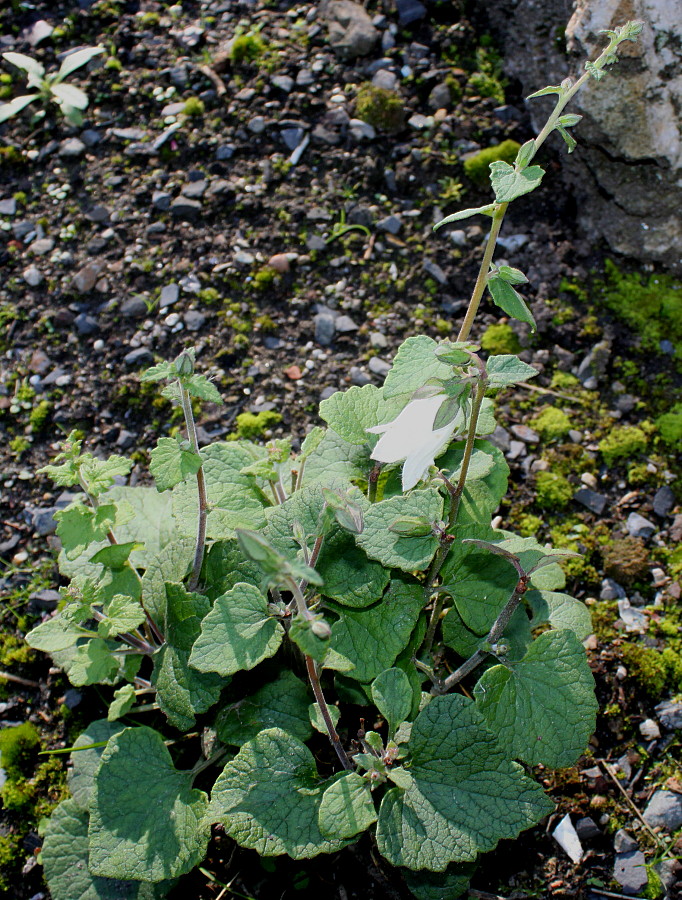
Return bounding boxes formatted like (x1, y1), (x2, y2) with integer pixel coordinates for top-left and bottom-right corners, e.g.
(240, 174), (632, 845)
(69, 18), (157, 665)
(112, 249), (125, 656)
(401, 421), (457, 491)
(369, 395), (445, 464)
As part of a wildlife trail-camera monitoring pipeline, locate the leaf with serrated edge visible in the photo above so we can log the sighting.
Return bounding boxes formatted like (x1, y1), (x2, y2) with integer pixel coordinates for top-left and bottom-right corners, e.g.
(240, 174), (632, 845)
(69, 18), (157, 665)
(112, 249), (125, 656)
(489, 161), (544, 203)
(356, 490), (442, 572)
(319, 772), (377, 839)
(42, 799), (153, 900)
(475, 629), (597, 767)
(319, 384), (402, 446)
(383, 336), (453, 400)
(302, 428), (373, 486)
(141, 535), (194, 622)
(486, 355), (539, 388)
(317, 529), (389, 608)
(189, 582), (283, 676)
(309, 701), (341, 734)
(98, 595), (145, 639)
(375, 694), (553, 870)
(89, 726), (210, 881)
(68, 719), (125, 812)
(527, 590), (592, 641)
(442, 604), (532, 662)
(402, 863), (476, 900)
(208, 728), (351, 857)
(108, 684), (136, 721)
(327, 579), (423, 683)
(216, 670), (312, 746)
(150, 437), (202, 492)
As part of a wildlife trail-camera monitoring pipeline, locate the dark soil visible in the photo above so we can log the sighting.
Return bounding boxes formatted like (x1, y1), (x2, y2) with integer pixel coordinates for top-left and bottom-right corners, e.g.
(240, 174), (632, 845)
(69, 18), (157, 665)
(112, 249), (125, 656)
(0, 2), (680, 899)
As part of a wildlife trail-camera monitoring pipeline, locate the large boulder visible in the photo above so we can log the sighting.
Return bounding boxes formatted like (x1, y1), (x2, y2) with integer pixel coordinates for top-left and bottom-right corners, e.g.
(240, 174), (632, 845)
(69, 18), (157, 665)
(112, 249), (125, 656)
(485, 0), (682, 271)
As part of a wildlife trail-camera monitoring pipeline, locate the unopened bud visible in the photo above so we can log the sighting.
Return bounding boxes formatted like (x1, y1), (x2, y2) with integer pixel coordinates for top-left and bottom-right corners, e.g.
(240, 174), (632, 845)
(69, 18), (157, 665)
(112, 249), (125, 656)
(311, 619), (331, 640)
(175, 350), (194, 376)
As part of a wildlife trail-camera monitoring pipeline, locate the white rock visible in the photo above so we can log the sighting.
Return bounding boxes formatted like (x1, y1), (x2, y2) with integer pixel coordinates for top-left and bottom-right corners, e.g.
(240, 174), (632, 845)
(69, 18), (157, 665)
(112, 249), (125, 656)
(639, 718), (661, 740)
(552, 814), (584, 864)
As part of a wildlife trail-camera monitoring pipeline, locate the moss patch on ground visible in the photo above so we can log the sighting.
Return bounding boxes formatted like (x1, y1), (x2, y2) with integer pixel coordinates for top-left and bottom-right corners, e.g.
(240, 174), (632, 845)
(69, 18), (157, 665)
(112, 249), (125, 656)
(480, 322), (520, 355)
(599, 424), (649, 467)
(531, 407), (572, 442)
(463, 139), (520, 187)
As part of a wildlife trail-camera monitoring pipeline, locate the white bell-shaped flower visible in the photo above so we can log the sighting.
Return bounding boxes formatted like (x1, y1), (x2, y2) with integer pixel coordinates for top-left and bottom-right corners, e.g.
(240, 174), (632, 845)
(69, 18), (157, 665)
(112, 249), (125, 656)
(367, 394), (457, 491)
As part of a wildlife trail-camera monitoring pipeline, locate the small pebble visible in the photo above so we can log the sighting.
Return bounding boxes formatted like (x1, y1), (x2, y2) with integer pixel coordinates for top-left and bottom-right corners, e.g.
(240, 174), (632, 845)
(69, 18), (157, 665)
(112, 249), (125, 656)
(639, 718), (661, 740)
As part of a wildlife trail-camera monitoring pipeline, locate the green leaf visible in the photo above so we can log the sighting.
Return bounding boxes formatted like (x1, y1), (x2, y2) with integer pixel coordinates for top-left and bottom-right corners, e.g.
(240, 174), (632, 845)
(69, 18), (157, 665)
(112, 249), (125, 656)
(56, 45), (104, 80)
(555, 123), (577, 152)
(319, 772), (377, 839)
(0, 93), (39, 122)
(172, 442), (269, 540)
(487, 276), (536, 330)
(317, 530), (389, 608)
(451, 446), (509, 527)
(433, 204), (495, 230)
(152, 584), (223, 730)
(383, 336), (452, 400)
(302, 428), (373, 486)
(319, 384), (402, 446)
(141, 361), (176, 383)
(442, 604), (532, 662)
(183, 373), (223, 404)
(527, 589), (592, 641)
(42, 799), (153, 900)
(375, 694), (553, 870)
(438, 443), (495, 482)
(489, 161), (544, 203)
(89, 542), (141, 570)
(402, 863), (476, 900)
(201, 539), (261, 599)
(309, 701), (341, 735)
(372, 668), (413, 735)
(108, 486), (177, 568)
(189, 582), (283, 676)
(81, 456), (133, 498)
(327, 579), (423, 683)
(68, 720), (125, 812)
(2, 51), (45, 78)
(216, 670), (312, 746)
(108, 684), (136, 721)
(300, 426), (325, 460)
(141, 535), (194, 622)
(514, 139), (536, 170)
(150, 436), (202, 492)
(475, 629), (597, 767)
(356, 490), (443, 572)
(26, 614), (92, 653)
(208, 728), (351, 857)
(89, 726), (210, 881)
(496, 265), (528, 285)
(486, 354), (539, 388)
(97, 595), (145, 639)
(526, 84), (565, 99)
(68, 639), (120, 686)
(289, 614), (330, 662)
(56, 502), (117, 561)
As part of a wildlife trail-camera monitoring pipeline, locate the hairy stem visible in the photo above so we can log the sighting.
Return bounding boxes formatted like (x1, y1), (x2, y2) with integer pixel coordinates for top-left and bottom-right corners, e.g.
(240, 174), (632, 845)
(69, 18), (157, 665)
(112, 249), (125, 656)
(180, 384), (208, 591)
(457, 204), (508, 342)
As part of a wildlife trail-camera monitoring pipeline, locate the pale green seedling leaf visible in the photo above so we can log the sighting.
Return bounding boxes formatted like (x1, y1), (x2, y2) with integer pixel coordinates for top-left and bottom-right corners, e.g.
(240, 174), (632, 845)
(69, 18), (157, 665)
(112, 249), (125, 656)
(2, 51), (45, 77)
(56, 46), (104, 80)
(208, 728), (351, 858)
(356, 490), (442, 572)
(319, 772), (377, 839)
(515, 139), (536, 169)
(383, 336), (452, 400)
(51, 82), (89, 110)
(372, 668), (413, 736)
(68, 639), (120, 686)
(475, 629), (597, 767)
(487, 276), (536, 330)
(375, 694), (553, 870)
(216, 670), (312, 746)
(189, 582), (283, 676)
(486, 355), (539, 388)
(489, 160), (545, 203)
(327, 579), (423, 683)
(108, 684), (136, 721)
(0, 93), (39, 122)
(89, 541), (141, 570)
(89, 726), (210, 881)
(150, 436), (202, 492)
(80, 456), (133, 497)
(26, 614), (92, 653)
(182, 373), (223, 404)
(56, 502), (117, 561)
(433, 204), (495, 229)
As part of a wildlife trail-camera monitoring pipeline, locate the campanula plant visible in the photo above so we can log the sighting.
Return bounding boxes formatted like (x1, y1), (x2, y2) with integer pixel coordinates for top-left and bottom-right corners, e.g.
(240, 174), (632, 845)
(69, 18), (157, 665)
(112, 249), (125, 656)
(30, 22), (642, 900)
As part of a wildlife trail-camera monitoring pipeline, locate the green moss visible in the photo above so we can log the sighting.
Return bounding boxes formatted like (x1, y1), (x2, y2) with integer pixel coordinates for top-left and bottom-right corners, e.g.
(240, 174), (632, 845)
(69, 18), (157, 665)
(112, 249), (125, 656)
(621, 644), (667, 697)
(0, 633), (33, 667)
(9, 436), (29, 456)
(183, 96), (205, 117)
(599, 425), (648, 467)
(253, 266), (277, 289)
(627, 462), (654, 486)
(662, 647), (682, 691)
(656, 404), (682, 445)
(463, 140), (520, 187)
(355, 84), (405, 134)
(535, 471), (573, 509)
(531, 407), (572, 442)
(230, 33), (266, 65)
(590, 601), (618, 643)
(198, 288), (221, 305)
(29, 399), (51, 431)
(551, 373), (580, 397)
(598, 259), (682, 360)
(233, 410), (282, 440)
(480, 322), (520, 355)
(513, 513), (543, 537)
(0, 723), (40, 780)
(601, 537), (649, 585)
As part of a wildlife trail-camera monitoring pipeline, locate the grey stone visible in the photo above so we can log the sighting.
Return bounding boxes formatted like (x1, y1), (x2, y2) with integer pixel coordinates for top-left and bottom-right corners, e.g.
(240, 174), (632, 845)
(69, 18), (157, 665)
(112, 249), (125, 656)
(306, 235), (327, 251)
(182, 181), (207, 199)
(73, 262), (101, 293)
(170, 197), (202, 218)
(111, 127), (147, 141)
(32, 507), (58, 536)
(28, 589), (60, 612)
(263, 336), (283, 350)
(179, 274), (201, 294)
(350, 366), (372, 386)
(152, 191), (172, 211)
(116, 430), (136, 450)
(575, 817), (601, 841)
(324, 0), (379, 59)
(58, 138), (86, 158)
(600, 577), (626, 600)
(496, 233), (529, 253)
(23, 265), (43, 287)
(31, 238), (54, 255)
(314, 312), (336, 346)
(368, 356), (391, 377)
(281, 127), (305, 151)
(626, 512), (656, 539)
(377, 214), (402, 234)
(643, 791), (682, 831)
(577, 341), (611, 384)
(489, 424), (511, 453)
(423, 259), (447, 284)
(349, 118), (376, 140)
(660, 339), (675, 355)
(0, 198), (17, 216)
(449, 229), (467, 248)
(654, 859), (678, 893)
(22, 19), (53, 46)
(14, 220), (35, 241)
(613, 850), (648, 894)
(372, 69), (397, 91)
(63, 688), (82, 710)
(272, 75), (294, 93)
(74, 313), (99, 336)
(248, 116), (267, 135)
(615, 393), (637, 413)
(655, 700), (682, 731)
(296, 69), (314, 87)
(574, 488), (607, 515)
(319, 386), (337, 401)
(408, 113), (432, 129)
(653, 485), (675, 517)
(160, 284), (180, 308)
(86, 205), (110, 224)
(124, 347), (154, 367)
(396, 0), (427, 26)
(216, 144), (235, 160)
(507, 440), (526, 460)
(81, 129), (102, 147)
(184, 310), (206, 332)
(120, 296), (148, 318)
(428, 83), (452, 110)
(369, 331), (388, 349)
(614, 829), (638, 854)
(510, 424), (539, 443)
(335, 315), (358, 333)
(639, 718), (661, 740)
(176, 24), (204, 49)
